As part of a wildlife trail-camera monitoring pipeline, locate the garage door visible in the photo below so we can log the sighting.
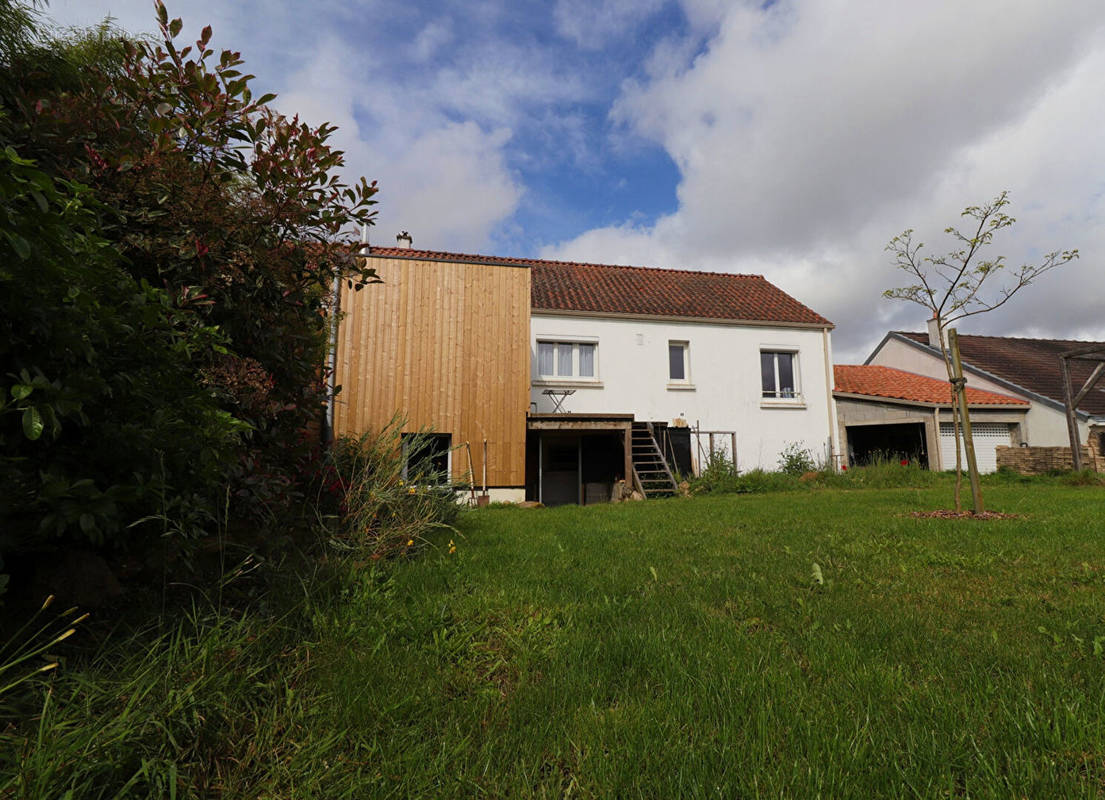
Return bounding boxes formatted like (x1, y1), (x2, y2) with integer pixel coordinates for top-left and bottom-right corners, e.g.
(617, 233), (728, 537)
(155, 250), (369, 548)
(939, 422), (1011, 473)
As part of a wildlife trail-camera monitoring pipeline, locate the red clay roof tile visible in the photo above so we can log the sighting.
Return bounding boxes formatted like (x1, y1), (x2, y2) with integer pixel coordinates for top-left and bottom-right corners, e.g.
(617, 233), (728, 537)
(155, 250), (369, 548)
(368, 246), (832, 327)
(834, 364), (1028, 406)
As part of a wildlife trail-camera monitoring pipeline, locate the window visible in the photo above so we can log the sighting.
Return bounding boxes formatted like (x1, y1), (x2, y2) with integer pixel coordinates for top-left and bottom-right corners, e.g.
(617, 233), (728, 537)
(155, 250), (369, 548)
(536, 340), (597, 379)
(668, 340), (689, 382)
(401, 433), (451, 483)
(761, 351), (798, 399)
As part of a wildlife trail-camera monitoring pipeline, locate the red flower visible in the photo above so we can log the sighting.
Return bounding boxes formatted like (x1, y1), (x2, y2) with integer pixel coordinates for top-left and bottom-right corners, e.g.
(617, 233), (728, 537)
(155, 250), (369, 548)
(900, 459), (909, 466)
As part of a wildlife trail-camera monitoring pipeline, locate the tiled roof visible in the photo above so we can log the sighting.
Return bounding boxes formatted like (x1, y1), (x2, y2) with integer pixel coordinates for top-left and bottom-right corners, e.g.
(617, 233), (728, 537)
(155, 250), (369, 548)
(368, 246), (832, 327)
(897, 332), (1105, 415)
(834, 365), (1028, 406)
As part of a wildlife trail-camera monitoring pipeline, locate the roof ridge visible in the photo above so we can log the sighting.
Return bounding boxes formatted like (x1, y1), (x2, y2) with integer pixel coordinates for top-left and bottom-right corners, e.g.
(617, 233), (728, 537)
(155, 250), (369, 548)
(896, 330), (1105, 346)
(367, 245), (765, 279)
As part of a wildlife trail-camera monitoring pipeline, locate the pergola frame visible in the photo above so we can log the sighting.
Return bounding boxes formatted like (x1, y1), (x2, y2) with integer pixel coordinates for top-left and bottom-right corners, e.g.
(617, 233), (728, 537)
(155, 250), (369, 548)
(1059, 344), (1105, 471)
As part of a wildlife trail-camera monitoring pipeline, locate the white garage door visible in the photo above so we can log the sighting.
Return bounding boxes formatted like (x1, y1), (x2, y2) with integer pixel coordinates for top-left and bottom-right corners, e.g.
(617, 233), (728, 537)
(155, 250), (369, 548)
(939, 422), (1011, 473)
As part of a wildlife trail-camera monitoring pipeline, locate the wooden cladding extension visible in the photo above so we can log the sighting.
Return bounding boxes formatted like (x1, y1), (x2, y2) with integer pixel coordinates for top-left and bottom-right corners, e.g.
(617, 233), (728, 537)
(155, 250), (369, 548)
(333, 255), (531, 487)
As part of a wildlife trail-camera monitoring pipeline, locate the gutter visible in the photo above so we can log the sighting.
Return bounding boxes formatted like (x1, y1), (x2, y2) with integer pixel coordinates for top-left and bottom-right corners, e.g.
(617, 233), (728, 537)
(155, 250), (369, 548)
(822, 327), (840, 468)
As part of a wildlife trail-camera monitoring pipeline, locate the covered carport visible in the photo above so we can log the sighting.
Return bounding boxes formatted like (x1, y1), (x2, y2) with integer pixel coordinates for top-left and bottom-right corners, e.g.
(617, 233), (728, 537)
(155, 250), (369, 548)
(834, 365), (1028, 472)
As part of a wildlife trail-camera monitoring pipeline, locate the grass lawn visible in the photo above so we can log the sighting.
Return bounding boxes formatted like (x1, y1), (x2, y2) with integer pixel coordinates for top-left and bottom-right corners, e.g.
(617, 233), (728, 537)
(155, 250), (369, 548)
(315, 484), (1105, 798)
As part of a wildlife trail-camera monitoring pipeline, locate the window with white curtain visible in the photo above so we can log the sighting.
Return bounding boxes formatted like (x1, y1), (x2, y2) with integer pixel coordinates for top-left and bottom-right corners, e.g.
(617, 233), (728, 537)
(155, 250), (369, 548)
(536, 340), (597, 379)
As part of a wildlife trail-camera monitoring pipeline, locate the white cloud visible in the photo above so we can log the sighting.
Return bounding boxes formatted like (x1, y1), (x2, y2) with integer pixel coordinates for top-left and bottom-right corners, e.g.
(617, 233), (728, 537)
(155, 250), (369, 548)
(553, 0), (668, 50)
(46, 0), (528, 253)
(413, 20), (453, 62)
(547, 0), (1105, 361)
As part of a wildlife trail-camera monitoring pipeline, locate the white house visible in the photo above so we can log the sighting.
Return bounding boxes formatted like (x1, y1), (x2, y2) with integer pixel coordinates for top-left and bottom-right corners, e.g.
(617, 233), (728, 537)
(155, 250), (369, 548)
(338, 244), (839, 505)
(525, 256), (839, 503)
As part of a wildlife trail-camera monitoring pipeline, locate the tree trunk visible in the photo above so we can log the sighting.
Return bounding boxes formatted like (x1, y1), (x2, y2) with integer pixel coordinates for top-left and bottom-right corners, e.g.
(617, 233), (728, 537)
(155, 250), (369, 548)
(935, 326), (963, 512)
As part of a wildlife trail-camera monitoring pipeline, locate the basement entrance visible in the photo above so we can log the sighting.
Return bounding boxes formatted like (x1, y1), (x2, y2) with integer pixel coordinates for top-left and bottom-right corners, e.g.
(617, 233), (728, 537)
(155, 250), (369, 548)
(526, 415), (686, 504)
(525, 415), (633, 506)
(526, 430), (627, 506)
(845, 422), (928, 468)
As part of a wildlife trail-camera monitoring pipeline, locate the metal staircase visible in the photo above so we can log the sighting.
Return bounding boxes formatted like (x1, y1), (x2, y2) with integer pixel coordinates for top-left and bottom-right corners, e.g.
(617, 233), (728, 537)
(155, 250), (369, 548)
(630, 421), (679, 498)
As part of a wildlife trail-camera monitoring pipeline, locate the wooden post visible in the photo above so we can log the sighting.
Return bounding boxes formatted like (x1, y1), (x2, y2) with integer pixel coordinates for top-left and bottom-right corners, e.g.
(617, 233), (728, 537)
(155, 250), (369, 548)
(730, 433), (737, 469)
(623, 424), (633, 489)
(948, 329), (984, 514)
(464, 442), (477, 502)
(1060, 355), (1083, 471)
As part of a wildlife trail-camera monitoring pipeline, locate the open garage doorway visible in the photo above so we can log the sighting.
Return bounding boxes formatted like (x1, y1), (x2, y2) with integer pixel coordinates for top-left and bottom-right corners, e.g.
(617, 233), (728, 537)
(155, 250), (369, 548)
(846, 422), (929, 468)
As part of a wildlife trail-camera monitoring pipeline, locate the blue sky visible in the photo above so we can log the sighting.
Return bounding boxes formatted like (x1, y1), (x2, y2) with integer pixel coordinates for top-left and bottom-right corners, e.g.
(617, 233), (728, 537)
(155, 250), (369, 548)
(47, 1), (1105, 360)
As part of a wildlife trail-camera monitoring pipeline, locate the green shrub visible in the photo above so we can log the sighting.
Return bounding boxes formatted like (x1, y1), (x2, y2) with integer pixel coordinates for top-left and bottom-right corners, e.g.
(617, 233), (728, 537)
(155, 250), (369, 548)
(0, 2), (378, 564)
(777, 442), (816, 476)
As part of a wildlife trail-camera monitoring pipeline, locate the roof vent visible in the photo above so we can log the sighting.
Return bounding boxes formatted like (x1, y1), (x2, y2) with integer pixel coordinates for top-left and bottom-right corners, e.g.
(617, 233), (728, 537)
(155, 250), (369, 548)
(396, 231), (412, 249)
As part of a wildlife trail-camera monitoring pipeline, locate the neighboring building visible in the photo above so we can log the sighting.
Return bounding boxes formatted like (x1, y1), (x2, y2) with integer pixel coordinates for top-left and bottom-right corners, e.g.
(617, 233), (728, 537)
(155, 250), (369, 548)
(333, 244), (839, 505)
(833, 364), (1028, 472)
(856, 323), (1105, 471)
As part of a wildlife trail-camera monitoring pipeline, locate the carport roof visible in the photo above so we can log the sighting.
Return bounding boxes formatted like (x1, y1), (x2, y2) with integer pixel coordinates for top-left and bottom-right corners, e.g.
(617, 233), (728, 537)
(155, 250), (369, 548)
(834, 365), (1029, 407)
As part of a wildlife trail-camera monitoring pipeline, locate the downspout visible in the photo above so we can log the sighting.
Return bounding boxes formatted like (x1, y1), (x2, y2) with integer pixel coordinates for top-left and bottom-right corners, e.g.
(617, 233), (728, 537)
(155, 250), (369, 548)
(324, 224), (367, 444)
(821, 327), (840, 470)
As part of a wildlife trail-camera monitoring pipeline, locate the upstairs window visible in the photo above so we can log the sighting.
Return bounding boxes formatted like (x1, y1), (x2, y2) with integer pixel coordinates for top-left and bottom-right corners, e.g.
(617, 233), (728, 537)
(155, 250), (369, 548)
(668, 340), (689, 382)
(537, 340), (597, 379)
(401, 433), (451, 483)
(761, 351), (798, 399)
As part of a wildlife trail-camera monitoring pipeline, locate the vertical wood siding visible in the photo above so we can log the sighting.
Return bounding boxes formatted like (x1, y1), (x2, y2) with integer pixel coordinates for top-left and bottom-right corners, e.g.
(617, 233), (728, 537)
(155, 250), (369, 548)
(333, 256), (531, 487)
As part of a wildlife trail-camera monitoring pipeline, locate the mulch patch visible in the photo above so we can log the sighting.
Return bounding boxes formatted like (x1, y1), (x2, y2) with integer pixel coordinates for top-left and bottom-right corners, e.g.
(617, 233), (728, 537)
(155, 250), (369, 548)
(909, 510), (1021, 520)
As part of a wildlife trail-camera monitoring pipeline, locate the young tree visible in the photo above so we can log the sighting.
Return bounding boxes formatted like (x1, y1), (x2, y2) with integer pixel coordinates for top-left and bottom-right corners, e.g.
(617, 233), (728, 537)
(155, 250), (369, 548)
(884, 191), (1077, 512)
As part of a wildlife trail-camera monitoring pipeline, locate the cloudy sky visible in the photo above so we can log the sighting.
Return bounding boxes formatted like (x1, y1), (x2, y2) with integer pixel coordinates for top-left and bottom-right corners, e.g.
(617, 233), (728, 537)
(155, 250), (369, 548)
(49, 0), (1105, 361)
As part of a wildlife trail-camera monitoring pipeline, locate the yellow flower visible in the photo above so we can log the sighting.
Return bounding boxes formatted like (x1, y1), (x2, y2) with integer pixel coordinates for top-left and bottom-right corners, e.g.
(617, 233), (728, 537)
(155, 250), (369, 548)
(406, 539), (414, 547)
(448, 538), (456, 554)
(408, 487), (416, 495)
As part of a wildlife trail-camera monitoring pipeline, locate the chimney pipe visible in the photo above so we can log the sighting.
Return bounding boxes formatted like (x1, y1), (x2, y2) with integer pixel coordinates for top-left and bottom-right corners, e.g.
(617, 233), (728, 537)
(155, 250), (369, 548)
(926, 315), (946, 350)
(396, 230), (412, 249)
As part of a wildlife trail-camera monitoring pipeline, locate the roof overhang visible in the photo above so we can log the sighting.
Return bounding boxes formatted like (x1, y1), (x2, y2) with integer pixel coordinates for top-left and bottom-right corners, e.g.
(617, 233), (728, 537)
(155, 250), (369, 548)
(832, 390), (1028, 411)
(528, 413), (634, 431)
(365, 251), (531, 269)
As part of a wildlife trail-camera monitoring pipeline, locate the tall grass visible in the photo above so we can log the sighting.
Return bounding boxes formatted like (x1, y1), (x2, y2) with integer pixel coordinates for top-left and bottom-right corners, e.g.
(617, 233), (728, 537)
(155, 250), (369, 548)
(326, 420), (461, 558)
(690, 452), (939, 495)
(1, 599), (364, 797)
(1, 421), (464, 798)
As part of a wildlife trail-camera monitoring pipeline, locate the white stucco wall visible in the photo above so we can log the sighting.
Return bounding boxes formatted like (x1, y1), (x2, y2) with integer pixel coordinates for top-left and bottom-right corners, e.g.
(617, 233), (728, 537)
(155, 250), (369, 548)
(868, 336), (1088, 446)
(530, 313), (838, 472)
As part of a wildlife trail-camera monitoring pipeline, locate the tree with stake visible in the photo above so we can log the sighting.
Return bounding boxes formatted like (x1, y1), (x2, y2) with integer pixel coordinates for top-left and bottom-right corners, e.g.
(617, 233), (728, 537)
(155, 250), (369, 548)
(884, 191), (1077, 513)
